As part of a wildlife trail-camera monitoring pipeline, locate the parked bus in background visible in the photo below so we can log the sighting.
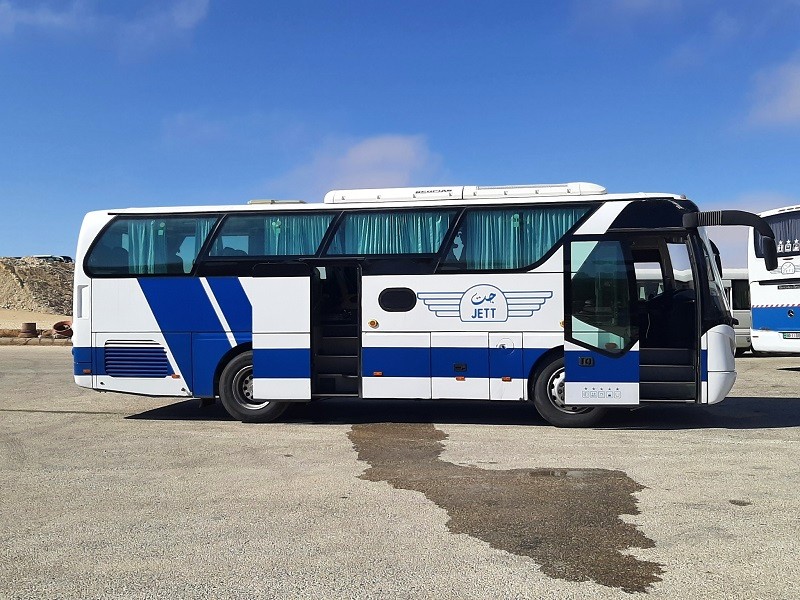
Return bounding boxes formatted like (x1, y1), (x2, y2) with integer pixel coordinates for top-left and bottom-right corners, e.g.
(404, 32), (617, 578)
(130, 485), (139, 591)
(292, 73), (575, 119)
(72, 182), (777, 427)
(720, 268), (751, 355)
(749, 204), (800, 353)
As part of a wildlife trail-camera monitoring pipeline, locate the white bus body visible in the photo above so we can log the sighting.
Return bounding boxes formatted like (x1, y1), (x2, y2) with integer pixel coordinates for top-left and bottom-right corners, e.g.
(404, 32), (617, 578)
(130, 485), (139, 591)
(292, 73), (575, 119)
(73, 182), (775, 426)
(748, 205), (800, 353)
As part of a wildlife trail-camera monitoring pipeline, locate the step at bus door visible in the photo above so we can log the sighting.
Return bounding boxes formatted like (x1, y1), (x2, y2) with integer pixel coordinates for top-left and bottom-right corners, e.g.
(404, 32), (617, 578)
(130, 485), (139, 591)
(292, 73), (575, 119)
(564, 239), (639, 406)
(243, 263), (312, 401)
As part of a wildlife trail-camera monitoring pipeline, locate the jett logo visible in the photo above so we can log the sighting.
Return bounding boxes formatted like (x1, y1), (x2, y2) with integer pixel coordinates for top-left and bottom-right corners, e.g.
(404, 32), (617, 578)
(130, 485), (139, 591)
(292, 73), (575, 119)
(418, 285), (553, 323)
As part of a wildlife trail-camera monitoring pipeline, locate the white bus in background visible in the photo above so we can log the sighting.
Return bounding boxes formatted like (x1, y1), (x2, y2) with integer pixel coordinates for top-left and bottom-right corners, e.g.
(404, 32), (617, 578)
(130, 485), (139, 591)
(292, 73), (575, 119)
(72, 182), (777, 427)
(749, 204), (800, 353)
(720, 268), (751, 355)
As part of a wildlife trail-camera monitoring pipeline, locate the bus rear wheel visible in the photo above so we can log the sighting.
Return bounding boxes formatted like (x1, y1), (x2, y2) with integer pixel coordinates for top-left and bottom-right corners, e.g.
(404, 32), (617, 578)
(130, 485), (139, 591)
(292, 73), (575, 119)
(219, 351), (288, 423)
(532, 355), (606, 428)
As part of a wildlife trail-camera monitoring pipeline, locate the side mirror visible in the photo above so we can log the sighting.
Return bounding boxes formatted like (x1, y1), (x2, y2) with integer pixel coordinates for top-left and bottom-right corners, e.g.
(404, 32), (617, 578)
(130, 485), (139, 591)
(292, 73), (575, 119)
(762, 237), (778, 271)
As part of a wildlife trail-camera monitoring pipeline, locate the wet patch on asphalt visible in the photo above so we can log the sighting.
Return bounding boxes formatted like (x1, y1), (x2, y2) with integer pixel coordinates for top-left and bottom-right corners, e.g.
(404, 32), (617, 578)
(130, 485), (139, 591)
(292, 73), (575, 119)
(348, 423), (663, 593)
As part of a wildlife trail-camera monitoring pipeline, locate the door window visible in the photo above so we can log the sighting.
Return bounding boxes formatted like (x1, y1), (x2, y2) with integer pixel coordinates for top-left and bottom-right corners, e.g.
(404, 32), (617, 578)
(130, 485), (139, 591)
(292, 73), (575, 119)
(569, 240), (636, 354)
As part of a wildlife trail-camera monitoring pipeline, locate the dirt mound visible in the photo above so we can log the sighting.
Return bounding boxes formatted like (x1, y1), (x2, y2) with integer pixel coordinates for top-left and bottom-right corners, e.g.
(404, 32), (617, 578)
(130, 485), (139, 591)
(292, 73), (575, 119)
(0, 258), (73, 316)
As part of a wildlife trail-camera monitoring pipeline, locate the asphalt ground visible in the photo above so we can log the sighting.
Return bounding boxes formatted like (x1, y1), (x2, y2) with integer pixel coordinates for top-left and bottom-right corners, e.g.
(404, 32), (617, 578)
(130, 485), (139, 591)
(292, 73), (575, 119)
(1, 347), (799, 599)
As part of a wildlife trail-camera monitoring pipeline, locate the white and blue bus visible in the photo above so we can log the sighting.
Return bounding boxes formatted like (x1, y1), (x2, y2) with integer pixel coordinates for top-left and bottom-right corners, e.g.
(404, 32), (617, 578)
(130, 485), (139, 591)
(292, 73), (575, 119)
(749, 204), (800, 353)
(72, 182), (777, 426)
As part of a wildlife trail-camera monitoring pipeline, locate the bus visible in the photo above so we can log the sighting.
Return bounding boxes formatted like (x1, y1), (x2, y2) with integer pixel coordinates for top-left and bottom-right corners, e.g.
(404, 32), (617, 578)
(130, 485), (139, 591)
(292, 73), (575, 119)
(720, 268), (752, 355)
(72, 182), (777, 427)
(749, 204), (800, 353)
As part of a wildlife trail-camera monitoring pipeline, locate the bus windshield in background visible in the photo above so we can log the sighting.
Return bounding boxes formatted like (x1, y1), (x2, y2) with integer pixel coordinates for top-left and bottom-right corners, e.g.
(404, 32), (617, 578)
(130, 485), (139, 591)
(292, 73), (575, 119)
(756, 212), (800, 257)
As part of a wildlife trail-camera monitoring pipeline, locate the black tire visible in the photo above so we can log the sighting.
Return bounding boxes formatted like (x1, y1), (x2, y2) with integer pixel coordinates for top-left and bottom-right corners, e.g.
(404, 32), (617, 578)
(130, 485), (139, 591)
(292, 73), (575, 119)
(531, 355), (607, 428)
(735, 347), (746, 358)
(218, 351), (288, 423)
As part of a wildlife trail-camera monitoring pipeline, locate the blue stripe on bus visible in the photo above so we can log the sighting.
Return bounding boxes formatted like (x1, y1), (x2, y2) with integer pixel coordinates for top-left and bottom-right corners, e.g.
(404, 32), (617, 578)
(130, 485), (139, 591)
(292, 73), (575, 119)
(192, 333), (252, 397)
(362, 347), (549, 380)
(73, 346), (103, 376)
(206, 277), (252, 344)
(751, 306), (800, 332)
(253, 348), (311, 378)
(523, 348), (548, 380)
(700, 349), (708, 383)
(564, 350), (639, 383)
(362, 347), (431, 377)
(139, 278), (225, 388)
(489, 346), (524, 379)
(431, 347), (489, 378)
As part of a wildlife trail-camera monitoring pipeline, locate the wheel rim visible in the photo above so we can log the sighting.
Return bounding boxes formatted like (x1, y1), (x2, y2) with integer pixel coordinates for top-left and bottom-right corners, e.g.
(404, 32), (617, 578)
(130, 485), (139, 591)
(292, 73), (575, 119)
(546, 367), (592, 415)
(231, 365), (270, 410)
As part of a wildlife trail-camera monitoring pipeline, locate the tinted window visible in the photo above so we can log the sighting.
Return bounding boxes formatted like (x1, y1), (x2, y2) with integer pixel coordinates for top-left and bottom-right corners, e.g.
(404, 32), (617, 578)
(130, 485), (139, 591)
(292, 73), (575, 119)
(756, 212), (800, 257)
(87, 216), (217, 276)
(326, 210), (456, 255)
(442, 205), (589, 270)
(209, 213), (334, 257)
(732, 279), (750, 310)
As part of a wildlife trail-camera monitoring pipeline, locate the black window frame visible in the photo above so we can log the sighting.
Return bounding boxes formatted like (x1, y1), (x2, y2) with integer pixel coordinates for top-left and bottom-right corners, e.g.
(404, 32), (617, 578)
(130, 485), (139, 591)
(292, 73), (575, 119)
(319, 206), (460, 258)
(200, 210), (341, 262)
(84, 213), (222, 278)
(435, 202), (596, 274)
(755, 212), (800, 258)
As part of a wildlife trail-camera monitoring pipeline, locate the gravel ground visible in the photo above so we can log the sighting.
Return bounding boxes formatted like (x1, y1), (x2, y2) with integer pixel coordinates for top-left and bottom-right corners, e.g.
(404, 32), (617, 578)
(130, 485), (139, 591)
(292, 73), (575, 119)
(1, 348), (799, 599)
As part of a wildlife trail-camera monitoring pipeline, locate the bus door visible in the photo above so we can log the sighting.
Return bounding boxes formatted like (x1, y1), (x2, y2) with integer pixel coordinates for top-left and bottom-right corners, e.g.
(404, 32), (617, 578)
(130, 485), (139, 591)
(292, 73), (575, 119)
(309, 263), (362, 398)
(564, 239), (640, 406)
(245, 263), (313, 401)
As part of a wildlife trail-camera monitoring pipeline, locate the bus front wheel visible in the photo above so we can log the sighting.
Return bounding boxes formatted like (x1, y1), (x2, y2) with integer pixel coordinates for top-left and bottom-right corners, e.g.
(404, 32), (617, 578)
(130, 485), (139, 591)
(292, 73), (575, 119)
(532, 355), (606, 428)
(219, 351), (288, 423)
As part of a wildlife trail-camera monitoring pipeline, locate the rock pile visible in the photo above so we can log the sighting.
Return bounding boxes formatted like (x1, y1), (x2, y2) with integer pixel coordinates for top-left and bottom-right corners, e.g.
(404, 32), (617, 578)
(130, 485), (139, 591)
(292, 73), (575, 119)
(0, 258), (73, 315)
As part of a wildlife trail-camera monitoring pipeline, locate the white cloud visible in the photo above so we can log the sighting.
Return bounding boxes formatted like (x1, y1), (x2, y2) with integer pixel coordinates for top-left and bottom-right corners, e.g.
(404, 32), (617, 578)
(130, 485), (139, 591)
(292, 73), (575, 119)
(118, 0), (209, 59)
(0, 0), (209, 59)
(265, 134), (446, 202)
(161, 111), (229, 146)
(665, 10), (742, 70)
(0, 0), (92, 35)
(748, 56), (800, 126)
(570, 0), (683, 29)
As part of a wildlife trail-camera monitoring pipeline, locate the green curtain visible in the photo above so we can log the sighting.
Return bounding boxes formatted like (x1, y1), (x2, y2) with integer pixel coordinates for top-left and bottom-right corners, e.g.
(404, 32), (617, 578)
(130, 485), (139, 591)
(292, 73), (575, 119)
(463, 206), (589, 269)
(128, 220), (165, 274)
(126, 217), (217, 274)
(264, 214), (333, 255)
(328, 210), (456, 255)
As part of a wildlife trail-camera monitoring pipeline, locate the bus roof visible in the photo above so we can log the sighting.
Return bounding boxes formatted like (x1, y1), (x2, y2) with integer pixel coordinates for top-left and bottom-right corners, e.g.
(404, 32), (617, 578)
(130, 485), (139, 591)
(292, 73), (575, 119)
(759, 204), (800, 218)
(103, 182), (688, 215)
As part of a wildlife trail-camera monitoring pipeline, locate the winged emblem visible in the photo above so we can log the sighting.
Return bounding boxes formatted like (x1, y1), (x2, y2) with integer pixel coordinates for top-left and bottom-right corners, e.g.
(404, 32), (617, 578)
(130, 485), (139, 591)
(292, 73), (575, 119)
(417, 291), (462, 317)
(504, 291), (554, 317)
(417, 285), (553, 322)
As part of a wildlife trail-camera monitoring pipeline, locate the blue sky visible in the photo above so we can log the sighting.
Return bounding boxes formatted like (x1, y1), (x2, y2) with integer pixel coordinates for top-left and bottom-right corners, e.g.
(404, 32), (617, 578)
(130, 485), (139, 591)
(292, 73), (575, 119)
(2, 0), (800, 266)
